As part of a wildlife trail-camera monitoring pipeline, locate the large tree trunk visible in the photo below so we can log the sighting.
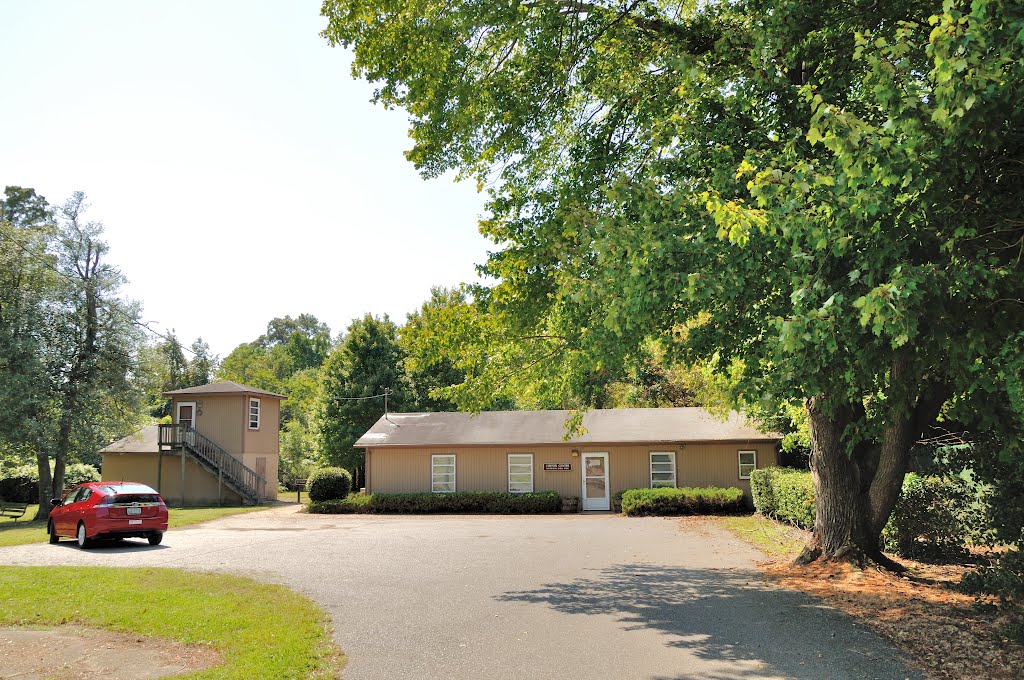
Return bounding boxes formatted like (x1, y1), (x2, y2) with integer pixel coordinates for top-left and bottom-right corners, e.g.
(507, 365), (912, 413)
(797, 361), (950, 569)
(796, 397), (891, 567)
(52, 406), (72, 500)
(33, 447), (54, 521)
(42, 252), (99, 513)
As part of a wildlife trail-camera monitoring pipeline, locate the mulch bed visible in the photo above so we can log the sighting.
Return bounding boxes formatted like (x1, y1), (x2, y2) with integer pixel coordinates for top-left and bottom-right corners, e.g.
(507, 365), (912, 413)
(760, 553), (1024, 679)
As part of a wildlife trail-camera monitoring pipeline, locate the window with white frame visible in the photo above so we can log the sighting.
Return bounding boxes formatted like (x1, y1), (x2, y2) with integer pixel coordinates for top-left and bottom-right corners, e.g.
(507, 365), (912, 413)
(738, 450), (757, 479)
(248, 398), (260, 430)
(431, 454), (456, 493)
(650, 451), (676, 488)
(507, 453), (534, 493)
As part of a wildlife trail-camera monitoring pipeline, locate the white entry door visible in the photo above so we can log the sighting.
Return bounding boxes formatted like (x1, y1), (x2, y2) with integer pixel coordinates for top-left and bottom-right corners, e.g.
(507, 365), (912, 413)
(581, 452), (610, 511)
(176, 401), (197, 447)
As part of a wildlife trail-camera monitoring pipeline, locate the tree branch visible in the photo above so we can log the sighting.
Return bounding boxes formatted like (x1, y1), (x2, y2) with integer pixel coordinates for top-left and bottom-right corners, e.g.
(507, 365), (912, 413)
(520, 0), (696, 44)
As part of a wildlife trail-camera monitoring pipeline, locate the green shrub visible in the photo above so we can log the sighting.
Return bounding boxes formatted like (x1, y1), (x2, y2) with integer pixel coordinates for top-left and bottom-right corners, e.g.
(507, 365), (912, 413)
(0, 467), (36, 503)
(749, 467), (780, 516)
(309, 490), (561, 514)
(64, 463), (100, 487)
(306, 467), (353, 502)
(882, 473), (979, 559)
(0, 462), (99, 503)
(620, 487), (745, 516)
(749, 467), (816, 529)
(773, 469), (816, 530)
(961, 548), (1024, 620)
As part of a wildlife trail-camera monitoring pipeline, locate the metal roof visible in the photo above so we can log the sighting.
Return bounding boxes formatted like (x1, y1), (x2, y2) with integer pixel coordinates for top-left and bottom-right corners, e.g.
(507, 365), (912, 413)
(355, 408), (780, 448)
(162, 380), (286, 399)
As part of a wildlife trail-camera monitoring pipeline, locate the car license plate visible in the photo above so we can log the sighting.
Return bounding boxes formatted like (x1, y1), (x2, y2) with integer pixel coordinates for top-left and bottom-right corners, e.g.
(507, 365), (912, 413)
(127, 507), (142, 515)
(129, 519), (142, 525)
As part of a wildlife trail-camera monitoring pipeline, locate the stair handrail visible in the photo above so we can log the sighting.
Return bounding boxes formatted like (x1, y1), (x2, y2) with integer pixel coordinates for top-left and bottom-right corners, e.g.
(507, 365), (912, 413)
(158, 423), (267, 501)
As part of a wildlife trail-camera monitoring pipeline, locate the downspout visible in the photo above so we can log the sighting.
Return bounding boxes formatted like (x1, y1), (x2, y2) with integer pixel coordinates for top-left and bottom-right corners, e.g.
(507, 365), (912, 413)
(365, 449), (371, 493)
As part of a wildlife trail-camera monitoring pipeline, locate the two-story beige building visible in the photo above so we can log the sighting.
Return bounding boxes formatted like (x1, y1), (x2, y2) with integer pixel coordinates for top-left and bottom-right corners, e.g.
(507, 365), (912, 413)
(100, 381), (284, 506)
(356, 408), (780, 510)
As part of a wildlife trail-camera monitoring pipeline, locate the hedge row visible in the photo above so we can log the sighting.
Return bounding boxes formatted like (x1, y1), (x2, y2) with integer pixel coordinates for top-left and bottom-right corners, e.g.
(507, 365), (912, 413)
(620, 487), (745, 516)
(308, 490), (562, 514)
(750, 466), (989, 558)
(749, 467), (815, 530)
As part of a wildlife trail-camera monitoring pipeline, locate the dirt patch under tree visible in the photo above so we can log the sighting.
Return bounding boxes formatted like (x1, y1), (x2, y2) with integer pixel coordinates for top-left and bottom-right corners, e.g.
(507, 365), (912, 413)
(0, 625), (220, 680)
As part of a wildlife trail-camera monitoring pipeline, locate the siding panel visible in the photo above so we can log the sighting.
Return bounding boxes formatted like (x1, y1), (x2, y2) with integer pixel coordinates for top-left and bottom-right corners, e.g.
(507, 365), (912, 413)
(368, 442), (779, 498)
(101, 452), (243, 506)
(175, 395), (244, 455)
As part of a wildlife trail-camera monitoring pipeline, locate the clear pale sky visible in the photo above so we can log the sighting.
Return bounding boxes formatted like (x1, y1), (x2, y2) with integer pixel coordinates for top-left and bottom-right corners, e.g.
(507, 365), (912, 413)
(0, 1), (491, 358)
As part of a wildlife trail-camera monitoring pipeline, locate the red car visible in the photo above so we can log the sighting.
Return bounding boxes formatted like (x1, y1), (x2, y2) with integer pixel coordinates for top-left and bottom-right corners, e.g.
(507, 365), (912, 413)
(48, 482), (169, 548)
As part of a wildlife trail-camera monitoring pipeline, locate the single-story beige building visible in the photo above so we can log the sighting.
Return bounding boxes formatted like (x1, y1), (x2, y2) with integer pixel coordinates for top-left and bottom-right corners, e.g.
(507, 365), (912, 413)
(356, 408), (781, 510)
(101, 380), (284, 506)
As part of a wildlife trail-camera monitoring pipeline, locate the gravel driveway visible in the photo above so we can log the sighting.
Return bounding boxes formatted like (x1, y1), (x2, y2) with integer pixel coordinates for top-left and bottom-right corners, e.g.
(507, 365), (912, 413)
(0, 507), (920, 680)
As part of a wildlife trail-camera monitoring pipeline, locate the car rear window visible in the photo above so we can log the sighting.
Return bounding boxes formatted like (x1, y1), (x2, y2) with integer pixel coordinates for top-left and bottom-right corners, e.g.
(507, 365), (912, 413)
(100, 483), (158, 495)
(110, 494), (161, 504)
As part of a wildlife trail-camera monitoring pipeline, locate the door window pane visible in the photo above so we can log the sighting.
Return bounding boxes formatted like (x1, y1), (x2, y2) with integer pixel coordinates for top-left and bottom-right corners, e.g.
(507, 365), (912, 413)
(586, 478), (607, 498)
(585, 457), (605, 476)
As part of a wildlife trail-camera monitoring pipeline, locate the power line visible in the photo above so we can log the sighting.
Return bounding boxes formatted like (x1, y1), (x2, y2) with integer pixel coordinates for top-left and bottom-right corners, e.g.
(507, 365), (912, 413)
(331, 392), (391, 401)
(332, 388), (397, 424)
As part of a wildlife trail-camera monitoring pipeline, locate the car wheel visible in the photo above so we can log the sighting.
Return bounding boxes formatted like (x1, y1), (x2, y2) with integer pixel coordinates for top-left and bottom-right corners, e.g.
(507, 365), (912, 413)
(48, 521), (59, 544)
(76, 522), (91, 549)
(147, 532), (163, 546)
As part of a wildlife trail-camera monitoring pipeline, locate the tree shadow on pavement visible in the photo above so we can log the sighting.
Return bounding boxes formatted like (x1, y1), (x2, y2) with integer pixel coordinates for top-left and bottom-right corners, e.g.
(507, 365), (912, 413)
(497, 563), (921, 680)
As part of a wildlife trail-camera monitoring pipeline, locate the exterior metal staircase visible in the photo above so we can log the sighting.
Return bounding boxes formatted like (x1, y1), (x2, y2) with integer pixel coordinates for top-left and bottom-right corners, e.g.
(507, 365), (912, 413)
(158, 424), (266, 504)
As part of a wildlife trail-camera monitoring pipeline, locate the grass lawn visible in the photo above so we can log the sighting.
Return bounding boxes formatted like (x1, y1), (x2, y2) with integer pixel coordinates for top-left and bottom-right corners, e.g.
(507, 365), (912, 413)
(166, 505), (269, 528)
(0, 504), (273, 548)
(0, 505), (45, 548)
(0, 566), (343, 679)
(715, 513), (809, 557)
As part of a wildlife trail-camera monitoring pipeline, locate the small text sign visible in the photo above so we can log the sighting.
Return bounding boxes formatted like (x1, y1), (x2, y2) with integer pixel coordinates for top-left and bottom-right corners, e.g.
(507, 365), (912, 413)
(544, 463), (572, 471)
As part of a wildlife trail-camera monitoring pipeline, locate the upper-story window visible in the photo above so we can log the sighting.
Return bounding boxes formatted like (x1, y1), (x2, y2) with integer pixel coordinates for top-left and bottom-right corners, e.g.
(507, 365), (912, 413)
(248, 398), (260, 430)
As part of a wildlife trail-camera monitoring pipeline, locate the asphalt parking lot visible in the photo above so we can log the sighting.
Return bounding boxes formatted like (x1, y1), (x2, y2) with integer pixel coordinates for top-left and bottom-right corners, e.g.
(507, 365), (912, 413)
(0, 506), (921, 680)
